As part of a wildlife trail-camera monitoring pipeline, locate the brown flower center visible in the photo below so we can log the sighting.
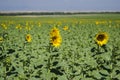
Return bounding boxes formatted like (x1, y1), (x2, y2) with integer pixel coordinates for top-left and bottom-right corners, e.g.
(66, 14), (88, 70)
(52, 36), (57, 41)
(27, 36), (30, 39)
(97, 34), (105, 41)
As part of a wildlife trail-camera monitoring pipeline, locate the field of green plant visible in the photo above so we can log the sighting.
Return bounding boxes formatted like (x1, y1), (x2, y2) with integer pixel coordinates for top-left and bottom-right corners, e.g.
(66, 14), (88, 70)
(0, 14), (120, 80)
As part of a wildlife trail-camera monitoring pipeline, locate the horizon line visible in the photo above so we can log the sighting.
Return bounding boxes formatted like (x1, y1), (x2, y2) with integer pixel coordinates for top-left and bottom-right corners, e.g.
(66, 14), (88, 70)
(0, 10), (120, 13)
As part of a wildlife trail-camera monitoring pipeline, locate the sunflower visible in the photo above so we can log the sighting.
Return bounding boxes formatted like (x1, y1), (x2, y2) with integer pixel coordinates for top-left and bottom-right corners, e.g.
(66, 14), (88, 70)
(0, 37), (3, 42)
(16, 24), (22, 30)
(95, 21), (99, 25)
(95, 32), (109, 46)
(26, 34), (32, 42)
(50, 35), (62, 47)
(63, 26), (68, 30)
(50, 27), (62, 47)
(50, 27), (60, 36)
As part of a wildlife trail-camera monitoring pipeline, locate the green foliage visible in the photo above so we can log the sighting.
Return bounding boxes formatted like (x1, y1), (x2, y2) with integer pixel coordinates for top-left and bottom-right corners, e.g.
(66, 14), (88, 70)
(0, 15), (120, 80)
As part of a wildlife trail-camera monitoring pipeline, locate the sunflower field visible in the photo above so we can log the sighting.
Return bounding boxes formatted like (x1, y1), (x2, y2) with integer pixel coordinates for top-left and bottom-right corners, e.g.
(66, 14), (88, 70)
(0, 14), (120, 80)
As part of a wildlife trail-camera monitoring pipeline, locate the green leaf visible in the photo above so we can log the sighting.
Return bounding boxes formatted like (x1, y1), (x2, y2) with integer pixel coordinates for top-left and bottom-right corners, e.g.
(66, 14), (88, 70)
(82, 78), (93, 80)
(84, 56), (97, 67)
(92, 70), (102, 79)
(115, 74), (120, 79)
(99, 70), (109, 76)
(13, 77), (20, 80)
(0, 77), (4, 80)
(73, 75), (85, 80)
(29, 77), (39, 80)
(116, 61), (120, 66)
(58, 75), (67, 80)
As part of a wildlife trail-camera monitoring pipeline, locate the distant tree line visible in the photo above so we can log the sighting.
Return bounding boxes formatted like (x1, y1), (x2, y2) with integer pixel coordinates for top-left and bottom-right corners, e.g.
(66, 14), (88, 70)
(0, 12), (120, 16)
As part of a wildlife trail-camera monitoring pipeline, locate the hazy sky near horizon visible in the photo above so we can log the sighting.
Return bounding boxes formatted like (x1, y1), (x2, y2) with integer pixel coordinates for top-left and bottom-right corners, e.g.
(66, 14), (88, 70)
(0, 0), (120, 11)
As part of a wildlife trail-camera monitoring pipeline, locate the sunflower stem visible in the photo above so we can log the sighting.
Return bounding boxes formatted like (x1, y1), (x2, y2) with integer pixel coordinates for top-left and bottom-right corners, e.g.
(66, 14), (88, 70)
(97, 45), (100, 53)
(110, 47), (114, 80)
(47, 44), (52, 72)
(3, 66), (7, 80)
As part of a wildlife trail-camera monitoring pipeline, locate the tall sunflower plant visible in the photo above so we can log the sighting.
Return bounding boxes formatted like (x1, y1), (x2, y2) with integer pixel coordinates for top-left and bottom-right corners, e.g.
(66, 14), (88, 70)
(45, 27), (62, 73)
(49, 27), (62, 52)
(94, 32), (109, 53)
(91, 32), (118, 80)
(23, 33), (32, 50)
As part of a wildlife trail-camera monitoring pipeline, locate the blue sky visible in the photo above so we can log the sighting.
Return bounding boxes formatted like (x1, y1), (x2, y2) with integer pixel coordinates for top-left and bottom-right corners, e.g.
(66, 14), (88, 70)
(0, 0), (120, 11)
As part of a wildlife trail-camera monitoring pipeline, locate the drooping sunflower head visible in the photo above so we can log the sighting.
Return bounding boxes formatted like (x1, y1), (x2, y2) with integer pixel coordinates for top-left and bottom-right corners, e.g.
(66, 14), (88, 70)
(95, 32), (109, 46)
(50, 27), (60, 36)
(26, 34), (32, 42)
(50, 27), (62, 47)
